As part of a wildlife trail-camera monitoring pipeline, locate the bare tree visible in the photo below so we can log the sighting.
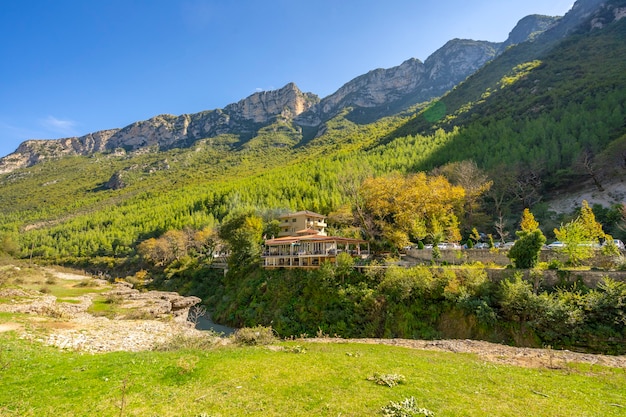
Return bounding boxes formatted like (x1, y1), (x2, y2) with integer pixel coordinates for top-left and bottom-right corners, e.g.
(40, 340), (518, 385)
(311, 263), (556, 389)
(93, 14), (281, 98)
(578, 149), (604, 191)
(513, 165), (543, 209)
(187, 305), (207, 326)
(494, 216), (510, 243)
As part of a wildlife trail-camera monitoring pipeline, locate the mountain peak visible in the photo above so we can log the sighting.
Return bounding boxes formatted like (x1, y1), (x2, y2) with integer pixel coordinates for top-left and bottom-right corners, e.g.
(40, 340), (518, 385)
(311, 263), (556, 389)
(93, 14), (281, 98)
(224, 83), (319, 124)
(500, 14), (561, 49)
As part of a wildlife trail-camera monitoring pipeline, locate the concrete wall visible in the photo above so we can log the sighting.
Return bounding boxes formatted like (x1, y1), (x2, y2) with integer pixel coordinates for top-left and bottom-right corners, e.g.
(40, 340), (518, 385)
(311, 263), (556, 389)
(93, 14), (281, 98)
(403, 248), (626, 288)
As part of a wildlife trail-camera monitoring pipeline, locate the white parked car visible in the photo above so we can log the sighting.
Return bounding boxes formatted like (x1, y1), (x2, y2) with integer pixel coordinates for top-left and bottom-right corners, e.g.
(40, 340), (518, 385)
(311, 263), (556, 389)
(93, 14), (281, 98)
(547, 241), (565, 249)
(437, 242), (461, 250)
(603, 239), (625, 250)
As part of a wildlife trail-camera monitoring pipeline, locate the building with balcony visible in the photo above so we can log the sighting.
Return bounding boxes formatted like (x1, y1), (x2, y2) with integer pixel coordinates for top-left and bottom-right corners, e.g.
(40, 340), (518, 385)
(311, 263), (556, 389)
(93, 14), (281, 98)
(277, 210), (327, 237)
(263, 210), (369, 269)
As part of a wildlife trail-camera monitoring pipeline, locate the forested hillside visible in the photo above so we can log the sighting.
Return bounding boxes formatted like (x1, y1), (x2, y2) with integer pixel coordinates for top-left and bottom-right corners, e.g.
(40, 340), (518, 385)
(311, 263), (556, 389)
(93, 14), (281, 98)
(0, 2), (625, 264)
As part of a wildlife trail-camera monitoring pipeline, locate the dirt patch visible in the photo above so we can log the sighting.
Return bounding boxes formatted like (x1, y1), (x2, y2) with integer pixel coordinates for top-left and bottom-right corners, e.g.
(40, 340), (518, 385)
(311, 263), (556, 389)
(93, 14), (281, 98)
(0, 323), (21, 333)
(36, 320), (77, 330)
(547, 180), (626, 214)
(43, 268), (94, 281)
(307, 337), (626, 369)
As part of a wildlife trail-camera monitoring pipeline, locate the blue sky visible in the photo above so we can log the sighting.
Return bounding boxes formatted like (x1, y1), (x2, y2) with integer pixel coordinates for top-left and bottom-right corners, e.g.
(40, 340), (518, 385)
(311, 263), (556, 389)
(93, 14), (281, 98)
(0, 0), (573, 158)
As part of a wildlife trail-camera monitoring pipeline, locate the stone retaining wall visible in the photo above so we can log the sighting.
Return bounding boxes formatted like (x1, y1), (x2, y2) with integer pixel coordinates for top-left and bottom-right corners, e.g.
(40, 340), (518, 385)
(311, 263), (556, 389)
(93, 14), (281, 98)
(403, 249), (626, 288)
(484, 268), (626, 288)
(405, 248), (624, 267)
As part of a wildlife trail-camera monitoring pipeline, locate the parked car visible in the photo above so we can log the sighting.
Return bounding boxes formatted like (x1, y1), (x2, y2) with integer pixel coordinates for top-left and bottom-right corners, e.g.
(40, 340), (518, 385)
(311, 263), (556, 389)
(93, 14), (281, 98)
(502, 241), (515, 249)
(547, 241), (565, 249)
(474, 242), (489, 249)
(603, 239), (625, 250)
(437, 242), (461, 250)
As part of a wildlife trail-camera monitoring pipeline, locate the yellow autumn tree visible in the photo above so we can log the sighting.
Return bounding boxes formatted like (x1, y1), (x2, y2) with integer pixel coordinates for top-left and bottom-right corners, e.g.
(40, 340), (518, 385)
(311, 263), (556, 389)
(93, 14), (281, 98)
(519, 208), (539, 233)
(579, 200), (605, 241)
(360, 172), (465, 248)
(553, 200), (606, 265)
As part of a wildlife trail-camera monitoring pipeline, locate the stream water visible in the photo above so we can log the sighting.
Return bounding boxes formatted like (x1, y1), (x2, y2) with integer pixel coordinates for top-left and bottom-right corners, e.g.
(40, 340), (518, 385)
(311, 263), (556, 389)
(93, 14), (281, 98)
(194, 313), (235, 335)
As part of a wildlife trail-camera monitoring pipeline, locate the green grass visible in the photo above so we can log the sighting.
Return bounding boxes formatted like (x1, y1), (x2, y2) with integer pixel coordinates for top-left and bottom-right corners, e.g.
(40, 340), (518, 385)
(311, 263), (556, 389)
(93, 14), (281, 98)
(0, 264), (107, 300)
(86, 295), (154, 320)
(0, 333), (624, 416)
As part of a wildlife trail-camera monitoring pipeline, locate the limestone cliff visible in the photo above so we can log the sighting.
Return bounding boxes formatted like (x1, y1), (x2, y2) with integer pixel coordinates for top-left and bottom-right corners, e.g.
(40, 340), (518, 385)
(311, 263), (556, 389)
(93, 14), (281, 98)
(4, 0), (615, 174)
(0, 83), (318, 173)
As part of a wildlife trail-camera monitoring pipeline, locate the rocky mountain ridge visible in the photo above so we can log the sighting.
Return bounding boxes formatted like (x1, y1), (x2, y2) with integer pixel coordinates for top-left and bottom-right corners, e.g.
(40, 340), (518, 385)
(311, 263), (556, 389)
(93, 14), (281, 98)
(1, 0), (615, 174)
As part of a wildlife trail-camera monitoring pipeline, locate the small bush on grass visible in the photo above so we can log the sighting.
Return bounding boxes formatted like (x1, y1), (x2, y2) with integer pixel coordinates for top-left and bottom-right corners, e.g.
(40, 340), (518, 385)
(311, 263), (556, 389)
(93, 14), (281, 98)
(367, 373), (406, 387)
(74, 279), (97, 288)
(175, 355), (199, 374)
(284, 345), (307, 354)
(232, 326), (277, 346)
(381, 396), (434, 416)
(105, 294), (123, 305)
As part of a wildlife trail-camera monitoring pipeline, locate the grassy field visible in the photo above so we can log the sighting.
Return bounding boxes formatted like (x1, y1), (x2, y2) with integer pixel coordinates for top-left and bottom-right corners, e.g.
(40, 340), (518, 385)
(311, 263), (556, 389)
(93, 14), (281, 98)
(1, 260), (625, 416)
(1, 329), (625, 417)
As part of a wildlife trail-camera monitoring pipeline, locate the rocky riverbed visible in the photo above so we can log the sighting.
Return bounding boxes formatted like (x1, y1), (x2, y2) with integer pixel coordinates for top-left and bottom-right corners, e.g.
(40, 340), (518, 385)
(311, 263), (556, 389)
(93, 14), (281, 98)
(1, 265), (625, 369)
(0, 267), (214, 353)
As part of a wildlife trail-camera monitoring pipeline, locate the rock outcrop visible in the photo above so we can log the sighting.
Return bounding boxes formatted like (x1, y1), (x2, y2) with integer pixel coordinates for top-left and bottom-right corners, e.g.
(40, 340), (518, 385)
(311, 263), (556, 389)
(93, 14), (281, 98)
(224, 82), (319, 123)
(105, 281), (202, 323)
(499, 15), (560, 50)
(0, 84), (318, 173)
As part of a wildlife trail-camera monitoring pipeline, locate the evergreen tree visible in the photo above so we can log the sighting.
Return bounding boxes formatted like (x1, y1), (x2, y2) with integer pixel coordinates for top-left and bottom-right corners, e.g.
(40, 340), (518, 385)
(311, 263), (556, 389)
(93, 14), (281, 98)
(508, 209), (546, 269)
(219, 212), (264, 269)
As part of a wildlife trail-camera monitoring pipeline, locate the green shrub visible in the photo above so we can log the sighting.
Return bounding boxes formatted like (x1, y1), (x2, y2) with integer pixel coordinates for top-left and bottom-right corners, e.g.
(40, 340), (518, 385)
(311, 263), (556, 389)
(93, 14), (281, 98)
(508, 229), (546, 269)
(381, 396), (434, 416)
(548, 259), (563, 270)
(378, 266), (434, 302)
(105, 293), (123, 305)
(497, 274), (541, 323)
(367, 373), (406, 387)
(232, 326), (277, 345)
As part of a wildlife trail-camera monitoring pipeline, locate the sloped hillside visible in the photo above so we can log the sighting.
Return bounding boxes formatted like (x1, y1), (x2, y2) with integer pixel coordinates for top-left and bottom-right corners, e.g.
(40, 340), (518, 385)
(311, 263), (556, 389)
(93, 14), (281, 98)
(0, 0), (625, 262)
